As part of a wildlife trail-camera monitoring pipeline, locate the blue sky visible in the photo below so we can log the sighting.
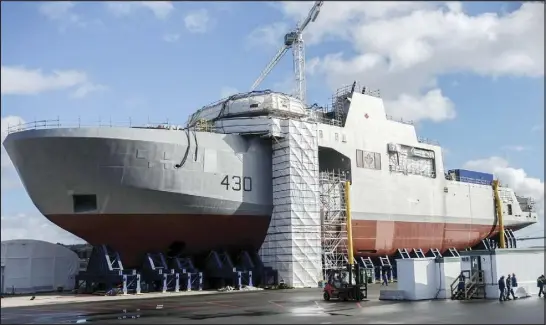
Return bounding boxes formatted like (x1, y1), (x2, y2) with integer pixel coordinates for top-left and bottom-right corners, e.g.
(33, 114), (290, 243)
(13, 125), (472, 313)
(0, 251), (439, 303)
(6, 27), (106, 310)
(1, 1), (544, 244)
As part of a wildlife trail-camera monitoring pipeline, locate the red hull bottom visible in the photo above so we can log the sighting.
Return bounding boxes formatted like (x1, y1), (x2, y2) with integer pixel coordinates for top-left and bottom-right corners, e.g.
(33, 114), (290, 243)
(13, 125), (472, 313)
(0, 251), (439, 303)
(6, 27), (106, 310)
(48, 214), (515, 267)
(48, 214), (271, 268)
(351, 220), (504, 257)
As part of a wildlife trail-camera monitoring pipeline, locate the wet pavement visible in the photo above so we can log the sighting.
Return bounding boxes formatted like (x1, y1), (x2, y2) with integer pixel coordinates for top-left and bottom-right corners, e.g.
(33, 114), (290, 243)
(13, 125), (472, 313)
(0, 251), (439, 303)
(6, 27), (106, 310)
(1, 288), (544, 324)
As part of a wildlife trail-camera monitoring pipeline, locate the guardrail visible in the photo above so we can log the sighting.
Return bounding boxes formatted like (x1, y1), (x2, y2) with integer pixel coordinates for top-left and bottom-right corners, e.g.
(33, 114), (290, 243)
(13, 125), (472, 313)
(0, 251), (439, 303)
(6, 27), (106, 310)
(417, 137), (440, 146)
(386, 115), (414, 125)
(6, 118), (187, 135)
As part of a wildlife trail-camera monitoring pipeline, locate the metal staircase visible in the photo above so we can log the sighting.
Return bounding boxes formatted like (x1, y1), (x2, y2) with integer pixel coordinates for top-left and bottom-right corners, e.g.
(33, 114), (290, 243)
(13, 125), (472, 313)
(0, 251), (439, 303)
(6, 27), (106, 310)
(450, 270), (486, 300)
(320, 171), (349, 279)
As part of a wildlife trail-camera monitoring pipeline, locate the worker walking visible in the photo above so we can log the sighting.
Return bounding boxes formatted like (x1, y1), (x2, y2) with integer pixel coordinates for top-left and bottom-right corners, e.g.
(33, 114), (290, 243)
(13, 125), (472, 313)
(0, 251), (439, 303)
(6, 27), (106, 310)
(498, 276), (506, 301)
(381, 267), (389, 286)
(509, 273), (518, 300)
(538, 275), (545, 298)
(505, 275), (512, 300)
(457, 272), (466, 297)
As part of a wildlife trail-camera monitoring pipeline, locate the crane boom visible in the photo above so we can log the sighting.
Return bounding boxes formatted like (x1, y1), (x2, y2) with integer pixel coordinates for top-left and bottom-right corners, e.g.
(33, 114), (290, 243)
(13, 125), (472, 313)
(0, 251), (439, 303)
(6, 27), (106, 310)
(250, 45), (289, 91)
(249, 1), (324, 103)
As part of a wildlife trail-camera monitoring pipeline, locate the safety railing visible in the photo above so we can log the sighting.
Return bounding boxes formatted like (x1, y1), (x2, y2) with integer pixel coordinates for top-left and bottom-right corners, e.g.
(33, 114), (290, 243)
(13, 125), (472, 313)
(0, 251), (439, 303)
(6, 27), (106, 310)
(450, 270), (486, 300)
(386, 115), (414, 125)
(5, 117), (189, 135)
(417, 137), (440, 146)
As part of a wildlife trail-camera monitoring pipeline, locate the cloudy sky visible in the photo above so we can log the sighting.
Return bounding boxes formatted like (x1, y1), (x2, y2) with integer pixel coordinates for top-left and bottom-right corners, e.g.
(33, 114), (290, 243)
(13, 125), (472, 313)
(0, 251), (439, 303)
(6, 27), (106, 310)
(1, 1), (544, 246)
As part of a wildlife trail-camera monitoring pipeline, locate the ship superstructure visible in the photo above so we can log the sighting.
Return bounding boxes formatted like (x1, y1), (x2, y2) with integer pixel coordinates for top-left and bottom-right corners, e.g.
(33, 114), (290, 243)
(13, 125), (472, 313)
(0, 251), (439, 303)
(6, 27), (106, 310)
(3, 82), (538, 288)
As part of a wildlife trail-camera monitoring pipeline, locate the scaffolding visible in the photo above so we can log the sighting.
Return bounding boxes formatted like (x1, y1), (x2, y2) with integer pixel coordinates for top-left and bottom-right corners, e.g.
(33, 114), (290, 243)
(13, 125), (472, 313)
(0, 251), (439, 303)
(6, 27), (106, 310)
(259, 119), (321, 288)
(320, 171), (349, 280)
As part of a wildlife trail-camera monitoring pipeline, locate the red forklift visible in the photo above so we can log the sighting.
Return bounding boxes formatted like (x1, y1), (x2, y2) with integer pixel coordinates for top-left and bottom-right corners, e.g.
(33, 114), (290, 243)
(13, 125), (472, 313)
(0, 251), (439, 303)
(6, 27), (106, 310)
(323, 263), (367, 301)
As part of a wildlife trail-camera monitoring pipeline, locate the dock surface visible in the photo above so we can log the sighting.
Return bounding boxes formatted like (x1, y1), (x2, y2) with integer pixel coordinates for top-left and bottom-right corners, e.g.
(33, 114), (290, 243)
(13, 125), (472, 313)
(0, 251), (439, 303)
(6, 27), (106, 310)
(1, 285), (544, 324)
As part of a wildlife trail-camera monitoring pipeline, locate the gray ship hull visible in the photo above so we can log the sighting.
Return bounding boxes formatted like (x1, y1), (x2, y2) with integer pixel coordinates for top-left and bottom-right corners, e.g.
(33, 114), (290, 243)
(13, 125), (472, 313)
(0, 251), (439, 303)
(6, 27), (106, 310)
(4, 127), (273, 266)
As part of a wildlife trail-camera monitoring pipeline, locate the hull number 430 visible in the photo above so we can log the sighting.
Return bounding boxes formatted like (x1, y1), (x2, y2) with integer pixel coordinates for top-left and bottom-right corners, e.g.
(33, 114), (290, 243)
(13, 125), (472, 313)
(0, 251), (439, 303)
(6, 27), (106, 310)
(221, 175), (252, 192)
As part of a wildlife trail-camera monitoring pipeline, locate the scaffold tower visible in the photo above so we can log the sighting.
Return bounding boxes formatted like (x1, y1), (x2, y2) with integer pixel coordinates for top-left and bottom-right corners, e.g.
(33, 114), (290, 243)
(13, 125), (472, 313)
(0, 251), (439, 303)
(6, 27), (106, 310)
(320, 171), (349, 280)
(259, 119), (322, 288)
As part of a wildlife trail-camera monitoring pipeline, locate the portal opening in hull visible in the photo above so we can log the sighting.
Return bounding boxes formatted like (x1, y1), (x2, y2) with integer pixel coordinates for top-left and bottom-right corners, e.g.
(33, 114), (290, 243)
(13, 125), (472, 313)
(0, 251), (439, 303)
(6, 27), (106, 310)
(318, 147), (351, 178)
(72, 195), (97, 213)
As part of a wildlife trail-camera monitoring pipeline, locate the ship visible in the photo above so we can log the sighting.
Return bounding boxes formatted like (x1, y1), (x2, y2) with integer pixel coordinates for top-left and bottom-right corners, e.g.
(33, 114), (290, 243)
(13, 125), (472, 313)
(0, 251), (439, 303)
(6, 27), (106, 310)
(3, 82), (539, 287)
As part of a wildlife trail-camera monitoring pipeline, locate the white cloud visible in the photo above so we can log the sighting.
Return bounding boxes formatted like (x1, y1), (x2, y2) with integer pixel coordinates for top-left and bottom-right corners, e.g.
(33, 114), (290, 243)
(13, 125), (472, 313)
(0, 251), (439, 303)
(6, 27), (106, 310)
(256, 2), (544, 122)
(184, 9), (212, 34)
(106, 1), (174, 20)
(71, 83), (108, 99)
(220, 86), (239, 98)
(39, 1), (83, 26)
(1, 213), (84, 245)
(501, 145), (532, 152)
(463, 157), (544, 227)
(531, 124), (544, 132)
(1, 66), (105, 98)
(39, 1), (102, 30)
(163, 33), (181, 43)
(384, 89), (456, 123)
(245, 22), (289, 50)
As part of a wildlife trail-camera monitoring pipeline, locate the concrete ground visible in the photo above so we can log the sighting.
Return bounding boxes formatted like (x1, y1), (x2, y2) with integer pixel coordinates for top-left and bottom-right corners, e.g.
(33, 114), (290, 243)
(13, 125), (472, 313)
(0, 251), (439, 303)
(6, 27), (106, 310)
(1, 284), (544, 324)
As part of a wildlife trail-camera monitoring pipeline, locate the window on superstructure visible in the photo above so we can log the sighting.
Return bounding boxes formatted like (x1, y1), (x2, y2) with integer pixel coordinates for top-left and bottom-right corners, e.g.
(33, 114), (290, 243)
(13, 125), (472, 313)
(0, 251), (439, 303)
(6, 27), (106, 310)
(335, 133), (339, 141)
(507, 204), (513, 215)
(319, 130), (323, 138)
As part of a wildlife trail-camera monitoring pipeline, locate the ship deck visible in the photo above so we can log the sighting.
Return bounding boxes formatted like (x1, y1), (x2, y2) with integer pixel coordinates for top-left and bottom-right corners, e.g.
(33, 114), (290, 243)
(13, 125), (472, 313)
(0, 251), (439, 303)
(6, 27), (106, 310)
(1, 285), (543, 324)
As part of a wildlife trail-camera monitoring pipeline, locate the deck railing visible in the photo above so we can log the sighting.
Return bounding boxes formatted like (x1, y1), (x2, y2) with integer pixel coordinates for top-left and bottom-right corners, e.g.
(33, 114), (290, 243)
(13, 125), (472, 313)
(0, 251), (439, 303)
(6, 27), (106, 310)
(5, 118), (188, 135)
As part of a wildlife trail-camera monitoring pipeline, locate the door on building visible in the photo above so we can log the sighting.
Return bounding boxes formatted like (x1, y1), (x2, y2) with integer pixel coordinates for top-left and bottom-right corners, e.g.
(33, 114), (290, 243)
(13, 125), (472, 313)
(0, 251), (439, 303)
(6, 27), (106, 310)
(470, 255), (482, 281)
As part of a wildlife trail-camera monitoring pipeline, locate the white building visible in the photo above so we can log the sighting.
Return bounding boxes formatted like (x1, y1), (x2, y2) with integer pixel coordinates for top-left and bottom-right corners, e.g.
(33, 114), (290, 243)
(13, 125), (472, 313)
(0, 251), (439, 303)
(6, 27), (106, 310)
(388, 248), (544, 301)
(0, 239), (80, 294)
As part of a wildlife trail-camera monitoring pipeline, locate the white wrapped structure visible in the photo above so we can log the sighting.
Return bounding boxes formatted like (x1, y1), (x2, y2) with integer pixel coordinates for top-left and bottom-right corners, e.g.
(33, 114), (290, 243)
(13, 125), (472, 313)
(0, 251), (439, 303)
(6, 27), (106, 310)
(187, 91), (307, 126)
(0, 239), (80, 294)
(259, 119), (322, 288)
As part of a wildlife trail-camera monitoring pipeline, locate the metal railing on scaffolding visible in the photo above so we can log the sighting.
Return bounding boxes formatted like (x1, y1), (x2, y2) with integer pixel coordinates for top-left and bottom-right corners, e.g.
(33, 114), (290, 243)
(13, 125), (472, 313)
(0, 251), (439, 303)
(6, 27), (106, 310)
(320, 170), (350, 280)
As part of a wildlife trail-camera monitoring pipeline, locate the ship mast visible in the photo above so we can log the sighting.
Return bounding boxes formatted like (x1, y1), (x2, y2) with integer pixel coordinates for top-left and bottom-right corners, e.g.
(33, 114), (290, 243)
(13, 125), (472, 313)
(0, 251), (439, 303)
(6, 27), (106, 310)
(249, 1), (324, 104)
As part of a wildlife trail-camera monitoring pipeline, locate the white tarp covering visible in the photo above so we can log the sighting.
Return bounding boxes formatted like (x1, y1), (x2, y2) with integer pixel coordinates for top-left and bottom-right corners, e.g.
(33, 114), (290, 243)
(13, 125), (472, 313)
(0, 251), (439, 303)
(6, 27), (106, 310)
(0, 239), (80, 294)
(187, 91), (307, 126)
